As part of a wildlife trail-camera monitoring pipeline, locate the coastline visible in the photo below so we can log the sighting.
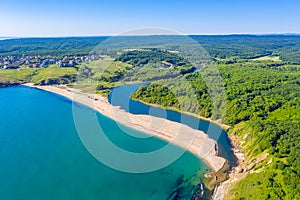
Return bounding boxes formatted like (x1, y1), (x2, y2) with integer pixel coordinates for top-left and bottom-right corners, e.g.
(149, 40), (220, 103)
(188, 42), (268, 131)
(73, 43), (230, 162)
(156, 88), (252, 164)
(23, 83), (226, 172)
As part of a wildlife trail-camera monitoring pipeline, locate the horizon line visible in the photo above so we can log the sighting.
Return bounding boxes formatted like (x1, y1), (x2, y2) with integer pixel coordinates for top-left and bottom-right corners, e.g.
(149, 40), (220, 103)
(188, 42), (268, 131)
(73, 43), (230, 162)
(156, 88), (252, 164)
(1, 32), (300, 39)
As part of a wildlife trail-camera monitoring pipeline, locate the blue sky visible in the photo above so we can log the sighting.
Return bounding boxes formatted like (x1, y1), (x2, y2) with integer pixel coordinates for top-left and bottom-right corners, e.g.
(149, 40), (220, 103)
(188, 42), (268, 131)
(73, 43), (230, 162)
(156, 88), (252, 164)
(1, 0), (299, 36)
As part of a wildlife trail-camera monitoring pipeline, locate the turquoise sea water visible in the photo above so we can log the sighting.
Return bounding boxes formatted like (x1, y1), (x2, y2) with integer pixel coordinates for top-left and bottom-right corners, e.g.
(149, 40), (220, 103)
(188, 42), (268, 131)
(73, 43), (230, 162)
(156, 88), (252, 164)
(0, 86), (211, 200)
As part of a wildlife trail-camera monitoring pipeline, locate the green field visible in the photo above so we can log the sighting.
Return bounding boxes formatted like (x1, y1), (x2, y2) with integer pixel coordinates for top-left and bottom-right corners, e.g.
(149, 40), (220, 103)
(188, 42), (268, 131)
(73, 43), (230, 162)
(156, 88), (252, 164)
(0, 67), (78, 85)
(30, 68), (78, 85)
(0, 69), (36, 83)
(84, 60), (132, 73)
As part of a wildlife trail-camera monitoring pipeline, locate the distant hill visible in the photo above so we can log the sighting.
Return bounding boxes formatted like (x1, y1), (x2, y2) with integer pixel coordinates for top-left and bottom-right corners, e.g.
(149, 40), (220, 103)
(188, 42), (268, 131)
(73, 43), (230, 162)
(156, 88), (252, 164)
(0, 35), (299, 63)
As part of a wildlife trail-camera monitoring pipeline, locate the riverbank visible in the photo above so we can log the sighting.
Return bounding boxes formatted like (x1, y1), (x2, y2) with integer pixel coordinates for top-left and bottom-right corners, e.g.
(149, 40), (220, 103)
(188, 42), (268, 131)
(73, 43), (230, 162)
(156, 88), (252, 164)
(23, 83), (226, 172)
(212, 135), (246, 200)
(130, 97), (231, 131)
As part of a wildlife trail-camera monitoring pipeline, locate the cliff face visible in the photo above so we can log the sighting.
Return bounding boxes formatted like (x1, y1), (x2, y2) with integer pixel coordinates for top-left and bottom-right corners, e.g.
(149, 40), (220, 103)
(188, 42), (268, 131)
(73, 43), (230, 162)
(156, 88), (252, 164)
(0, 81), (23, 88)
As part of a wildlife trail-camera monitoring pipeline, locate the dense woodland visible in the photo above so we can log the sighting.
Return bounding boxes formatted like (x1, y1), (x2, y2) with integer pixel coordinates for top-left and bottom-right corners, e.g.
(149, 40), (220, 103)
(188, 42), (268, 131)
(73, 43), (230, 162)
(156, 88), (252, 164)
(0, 35), (300, 199)
(1, 35), (300, 63)
(0, 37), (107, 56)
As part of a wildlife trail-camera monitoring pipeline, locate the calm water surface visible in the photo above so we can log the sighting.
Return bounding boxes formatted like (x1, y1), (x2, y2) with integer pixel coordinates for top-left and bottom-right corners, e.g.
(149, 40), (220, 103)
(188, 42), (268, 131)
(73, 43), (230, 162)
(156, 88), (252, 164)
(0, 86), (211, 200)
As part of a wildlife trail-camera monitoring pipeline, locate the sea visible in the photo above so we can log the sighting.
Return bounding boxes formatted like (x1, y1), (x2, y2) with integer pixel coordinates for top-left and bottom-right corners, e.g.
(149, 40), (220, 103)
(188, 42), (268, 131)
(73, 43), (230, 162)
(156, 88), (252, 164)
(0, 86), (214, 200)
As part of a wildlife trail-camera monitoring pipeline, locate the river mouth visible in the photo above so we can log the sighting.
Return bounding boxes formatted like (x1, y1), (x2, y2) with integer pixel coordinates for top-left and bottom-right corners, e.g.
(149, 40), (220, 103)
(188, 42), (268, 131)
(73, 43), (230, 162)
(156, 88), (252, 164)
(109, 83), (238, 190)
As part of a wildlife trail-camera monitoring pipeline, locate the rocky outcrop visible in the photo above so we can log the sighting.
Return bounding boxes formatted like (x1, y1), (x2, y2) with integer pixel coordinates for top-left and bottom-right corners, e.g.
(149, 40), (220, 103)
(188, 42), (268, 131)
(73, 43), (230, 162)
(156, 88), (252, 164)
(0, 81), (23, 88)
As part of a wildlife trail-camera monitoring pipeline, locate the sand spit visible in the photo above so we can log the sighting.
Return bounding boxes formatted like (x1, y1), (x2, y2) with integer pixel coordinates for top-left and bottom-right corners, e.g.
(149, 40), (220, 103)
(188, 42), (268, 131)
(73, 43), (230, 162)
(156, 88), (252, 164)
(23, 83), (226, 171)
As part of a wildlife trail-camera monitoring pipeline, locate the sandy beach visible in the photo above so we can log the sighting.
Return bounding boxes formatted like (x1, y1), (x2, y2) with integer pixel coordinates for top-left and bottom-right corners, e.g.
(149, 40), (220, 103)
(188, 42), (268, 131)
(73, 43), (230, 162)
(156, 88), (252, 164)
(23, 83), (226, 172)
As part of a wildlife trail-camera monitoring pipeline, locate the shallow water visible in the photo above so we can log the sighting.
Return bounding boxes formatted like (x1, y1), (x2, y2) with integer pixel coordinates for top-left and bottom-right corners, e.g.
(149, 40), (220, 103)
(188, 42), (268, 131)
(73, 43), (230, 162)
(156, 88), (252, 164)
(0, 86), (211, 200)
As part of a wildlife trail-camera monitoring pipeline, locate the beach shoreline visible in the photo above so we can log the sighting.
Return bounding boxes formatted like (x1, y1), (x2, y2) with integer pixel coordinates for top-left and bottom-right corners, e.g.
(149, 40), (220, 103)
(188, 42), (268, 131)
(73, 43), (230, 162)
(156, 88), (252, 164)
(23, 83), (226, 172)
